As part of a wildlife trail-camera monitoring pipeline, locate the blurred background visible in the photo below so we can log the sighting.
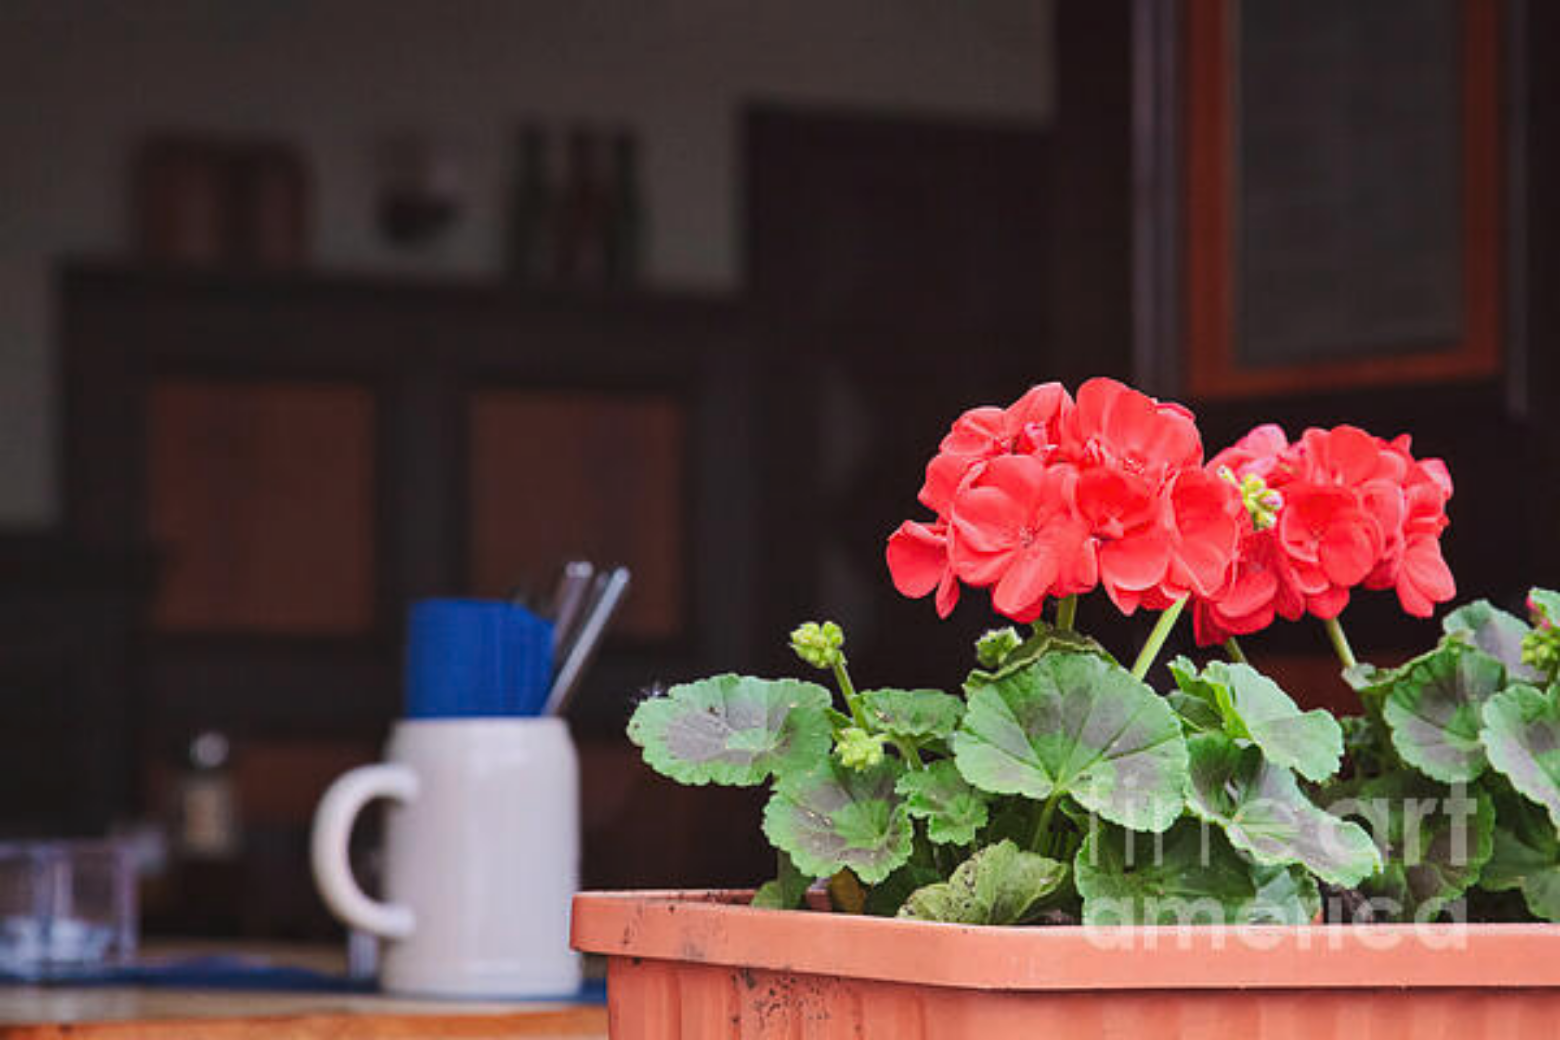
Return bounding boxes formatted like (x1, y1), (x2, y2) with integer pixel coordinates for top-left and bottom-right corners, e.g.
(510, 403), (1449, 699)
(0, 0), (1554, 939)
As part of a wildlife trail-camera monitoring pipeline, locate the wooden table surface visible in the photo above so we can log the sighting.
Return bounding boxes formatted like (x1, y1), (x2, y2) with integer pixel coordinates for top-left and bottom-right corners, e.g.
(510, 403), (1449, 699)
(0, 945), (607, 1039)
(0, 988), (607, 1039)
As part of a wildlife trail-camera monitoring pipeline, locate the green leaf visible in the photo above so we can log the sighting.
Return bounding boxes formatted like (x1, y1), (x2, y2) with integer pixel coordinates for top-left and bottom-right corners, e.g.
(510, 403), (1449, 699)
(1247, 864), (1322, 924)
(1184, 733), (1381, 887)
(1529, 589), (1560, 629)
(1337, 772), (1494, 921)
(1381, 643), (1506, 783)
(953, 652), (1188, 832)
(1444, 600), (1542, 683)
(859, 688), (963, 740)
(863, 860), (943, 917)
(1074, 819), (1261, 925)
(751, 851), (811, 910)
(628, 674), (832, 787)
(1480, 683), (1560, 830)
(1340, 714), (1392, 778)
(1481, 784), (1560, 921)
(1169, 658), (1343, 782)
(895, 760), (989, 846)
(1165, 657), (1225, 734)
(898, 840), (1067, 925)
(965, 622), (1115, 689)
(762, 759), (913, 884)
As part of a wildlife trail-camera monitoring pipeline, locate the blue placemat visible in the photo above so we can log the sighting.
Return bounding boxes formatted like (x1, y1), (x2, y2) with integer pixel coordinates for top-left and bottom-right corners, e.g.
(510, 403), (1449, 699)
(0, 956), (606, 1003)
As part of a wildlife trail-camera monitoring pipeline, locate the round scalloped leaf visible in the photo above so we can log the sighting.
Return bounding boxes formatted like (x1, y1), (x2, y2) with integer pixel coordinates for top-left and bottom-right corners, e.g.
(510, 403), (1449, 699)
(1185, 733), (1380, 888)
(895, 760), (989, 846)
(1382, 643), (1505, 783)
(1444, 600), (1543, 683)
(1074, 819), (1259, 925)
(1173, 659), (1342, 782)
(628, 674), (833, 787)
(859, 688), (963, 740)
(1482, 789), (1560, 921)
(898, 840), (1066, 925)
(1338, 772), (1494, 921)
(762, 758), (913, 883)
(952, 651), (1188, 832)
(1481, 683), (1560, 831)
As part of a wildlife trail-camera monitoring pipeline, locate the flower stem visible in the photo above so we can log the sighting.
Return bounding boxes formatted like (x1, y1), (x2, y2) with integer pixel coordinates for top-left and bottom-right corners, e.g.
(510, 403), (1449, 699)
(834, 662), (869, 728)
(1323, 615), (1359, 671)
(1131, 597), (1187, 681)
(1056, 595), (1078, 632)
(1223, 637), (1248, 665)
(1031, 792), (1062, 854)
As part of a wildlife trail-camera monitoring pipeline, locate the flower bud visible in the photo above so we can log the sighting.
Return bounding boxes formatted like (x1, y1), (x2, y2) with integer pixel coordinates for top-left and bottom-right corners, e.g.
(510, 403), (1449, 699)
(1522, 627), (1560, 680)
(835, 727), (886, 771)
(790, 620), (846, 670)
(976, 627), (1023, 669)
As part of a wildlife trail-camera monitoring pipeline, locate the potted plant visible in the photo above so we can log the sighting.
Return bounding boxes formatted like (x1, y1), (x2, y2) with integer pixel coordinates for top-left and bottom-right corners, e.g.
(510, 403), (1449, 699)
(572, 378), (1560, 1038)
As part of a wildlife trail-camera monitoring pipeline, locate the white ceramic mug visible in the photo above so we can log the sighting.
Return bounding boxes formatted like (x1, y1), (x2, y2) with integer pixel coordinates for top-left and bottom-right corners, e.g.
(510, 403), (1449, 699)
(311, 717), (581, 997)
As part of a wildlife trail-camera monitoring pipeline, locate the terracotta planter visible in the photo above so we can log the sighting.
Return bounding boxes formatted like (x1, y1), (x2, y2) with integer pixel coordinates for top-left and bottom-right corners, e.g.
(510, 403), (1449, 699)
(573, 890), (1560, 1038)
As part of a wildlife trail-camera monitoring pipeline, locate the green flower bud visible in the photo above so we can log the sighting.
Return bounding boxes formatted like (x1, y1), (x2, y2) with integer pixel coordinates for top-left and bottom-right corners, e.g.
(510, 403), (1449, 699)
(976, 627), (1023, 669)
(1522, 627), (1560, 680)
(790, 620), (846, 670)
(1219, 466), (1283, 531)
(835, 726), (886, 771)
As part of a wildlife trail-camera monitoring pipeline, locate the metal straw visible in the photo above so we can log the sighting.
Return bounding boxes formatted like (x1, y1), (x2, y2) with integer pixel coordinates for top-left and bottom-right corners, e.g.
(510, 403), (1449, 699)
(544, 566), (630, 716)
(548, 560), (596, 655)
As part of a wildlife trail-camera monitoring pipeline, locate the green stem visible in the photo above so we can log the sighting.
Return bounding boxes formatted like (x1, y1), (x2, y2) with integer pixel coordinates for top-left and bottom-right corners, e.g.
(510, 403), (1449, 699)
(1223, 637), (1248, 665)
(1323, 615), (1359, 671)
(892, 737), (924, 769)
(834, 661), (869, 728)
(1130, 597), (1187, 681)
(1030, 792), (1062, 854)
(1056, 595), (1078, 632)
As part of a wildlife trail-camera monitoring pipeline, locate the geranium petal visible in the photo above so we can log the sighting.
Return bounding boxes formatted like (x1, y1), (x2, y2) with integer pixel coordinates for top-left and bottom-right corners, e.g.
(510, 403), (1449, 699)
(1319, 520), (1379, 587)
(941, 407), (1006, 456)
(1099, 529), (1172, 592)
(952, 486), (1021, 553)
(993, 550), (1057, 620)
(886, 522), (946, 598)
(1308, 586), (1351, 619)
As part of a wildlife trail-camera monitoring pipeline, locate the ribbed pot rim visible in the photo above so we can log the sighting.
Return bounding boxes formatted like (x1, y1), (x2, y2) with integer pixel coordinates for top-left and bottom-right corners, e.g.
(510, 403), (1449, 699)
(573, 889), (1560, 992)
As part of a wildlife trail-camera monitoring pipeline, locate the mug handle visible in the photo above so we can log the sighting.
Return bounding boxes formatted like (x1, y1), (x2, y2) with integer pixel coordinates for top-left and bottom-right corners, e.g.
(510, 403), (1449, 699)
(310, 764), (419, 939)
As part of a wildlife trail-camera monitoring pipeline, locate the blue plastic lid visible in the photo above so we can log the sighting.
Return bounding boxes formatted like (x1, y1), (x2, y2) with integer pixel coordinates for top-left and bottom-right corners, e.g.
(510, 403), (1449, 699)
(403, 599), (554, 718)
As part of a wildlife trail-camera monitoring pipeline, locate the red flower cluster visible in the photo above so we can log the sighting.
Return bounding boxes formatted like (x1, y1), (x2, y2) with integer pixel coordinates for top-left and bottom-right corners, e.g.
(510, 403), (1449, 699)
(886, 379), (1244, 623)
(1191, 424), (1456, 646)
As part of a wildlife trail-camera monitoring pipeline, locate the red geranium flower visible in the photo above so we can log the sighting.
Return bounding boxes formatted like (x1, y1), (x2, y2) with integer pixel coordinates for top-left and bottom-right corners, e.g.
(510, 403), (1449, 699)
(888, 377), (1240, 624)
(949, 456), (1094, 622)
(918, 383), (1071, 514)
(1192, 422), (1455, 645)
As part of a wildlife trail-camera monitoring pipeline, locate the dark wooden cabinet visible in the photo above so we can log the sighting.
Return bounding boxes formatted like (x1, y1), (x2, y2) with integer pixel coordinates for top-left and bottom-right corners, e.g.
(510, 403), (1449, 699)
(57, 264), (766, 930)
(0, 538), (150, 836)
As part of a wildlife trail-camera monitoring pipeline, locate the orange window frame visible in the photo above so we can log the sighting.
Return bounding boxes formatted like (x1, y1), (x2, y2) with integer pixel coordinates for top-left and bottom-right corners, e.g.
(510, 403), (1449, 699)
(1183, 0), (1502, 398)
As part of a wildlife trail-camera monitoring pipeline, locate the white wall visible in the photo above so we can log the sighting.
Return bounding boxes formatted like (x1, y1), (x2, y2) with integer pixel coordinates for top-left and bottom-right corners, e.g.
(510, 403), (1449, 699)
(0, 0), (1053, 526)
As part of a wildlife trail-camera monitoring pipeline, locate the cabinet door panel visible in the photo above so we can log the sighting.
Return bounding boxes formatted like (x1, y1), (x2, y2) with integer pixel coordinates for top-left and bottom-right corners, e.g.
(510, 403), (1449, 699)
(148, 378), (377, 634)
(468, 390), (684, 641)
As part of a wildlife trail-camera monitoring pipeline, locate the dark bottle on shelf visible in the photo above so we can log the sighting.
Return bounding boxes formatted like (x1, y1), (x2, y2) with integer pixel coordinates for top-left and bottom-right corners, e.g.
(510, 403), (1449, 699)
(157, 731), (245, 936)
(504, 124), (553, 285)
(554, 126), (608, 286)
(604, 129), (643, 288)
